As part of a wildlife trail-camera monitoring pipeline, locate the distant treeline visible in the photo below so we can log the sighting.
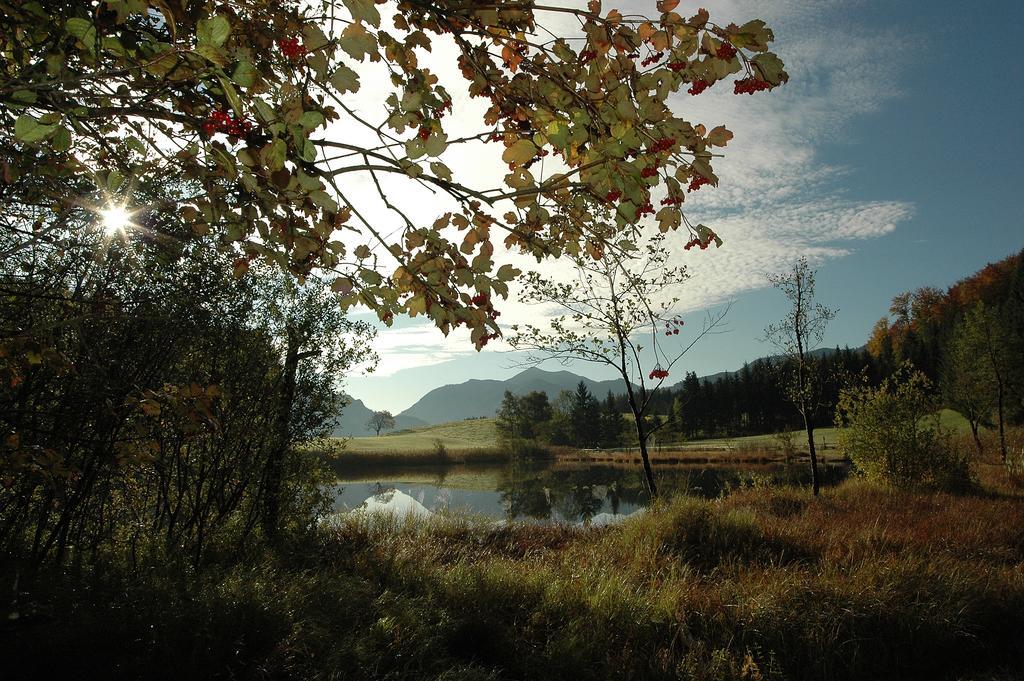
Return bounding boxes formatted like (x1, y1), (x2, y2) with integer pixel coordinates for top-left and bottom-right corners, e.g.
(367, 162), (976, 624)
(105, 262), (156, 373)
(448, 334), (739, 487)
(498, 247), (1024, 447)
(640, 347), (882, 441)
(496, 383), (628, 449)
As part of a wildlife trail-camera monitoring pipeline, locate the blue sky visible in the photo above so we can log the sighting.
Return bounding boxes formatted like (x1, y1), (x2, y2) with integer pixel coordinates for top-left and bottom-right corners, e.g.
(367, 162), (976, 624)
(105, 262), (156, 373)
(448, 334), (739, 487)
(345, 0), (1024, 413)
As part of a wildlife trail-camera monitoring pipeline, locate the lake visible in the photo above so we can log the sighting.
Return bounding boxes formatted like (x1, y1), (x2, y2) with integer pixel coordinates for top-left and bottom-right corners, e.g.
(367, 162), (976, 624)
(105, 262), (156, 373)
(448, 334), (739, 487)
(333, 459), (849, 523)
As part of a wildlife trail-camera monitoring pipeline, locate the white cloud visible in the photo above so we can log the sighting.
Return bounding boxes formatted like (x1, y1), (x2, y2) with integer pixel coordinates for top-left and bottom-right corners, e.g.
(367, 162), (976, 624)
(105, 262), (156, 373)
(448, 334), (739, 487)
(325, 0), (916, 384)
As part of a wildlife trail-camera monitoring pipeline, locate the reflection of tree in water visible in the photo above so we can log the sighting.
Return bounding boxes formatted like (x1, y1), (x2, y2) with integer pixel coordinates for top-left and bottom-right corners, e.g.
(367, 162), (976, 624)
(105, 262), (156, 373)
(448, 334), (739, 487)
(497, 463), (648, 521)
(499, 473), (553, 520)
(552, 484), (605, 523)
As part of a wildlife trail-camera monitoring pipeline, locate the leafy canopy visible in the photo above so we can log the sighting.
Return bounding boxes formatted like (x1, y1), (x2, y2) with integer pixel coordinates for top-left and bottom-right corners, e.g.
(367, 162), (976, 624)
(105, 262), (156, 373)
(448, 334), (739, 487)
(1, 0), (787, 347)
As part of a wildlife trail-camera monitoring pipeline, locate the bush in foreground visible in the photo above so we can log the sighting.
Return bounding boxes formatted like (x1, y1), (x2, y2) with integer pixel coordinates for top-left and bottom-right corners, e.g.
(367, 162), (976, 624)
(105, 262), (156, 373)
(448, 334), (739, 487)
(835, 366), (972, 490)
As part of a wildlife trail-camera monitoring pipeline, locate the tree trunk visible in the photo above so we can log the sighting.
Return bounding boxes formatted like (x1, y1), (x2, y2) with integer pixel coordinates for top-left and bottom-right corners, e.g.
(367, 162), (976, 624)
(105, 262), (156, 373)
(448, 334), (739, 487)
(969, 419), (983, 456)
(263, 327), (299, 538)
(633, 415), (658, 498)
(997, 382), (1007, 463)
(803, 412), (820, 496)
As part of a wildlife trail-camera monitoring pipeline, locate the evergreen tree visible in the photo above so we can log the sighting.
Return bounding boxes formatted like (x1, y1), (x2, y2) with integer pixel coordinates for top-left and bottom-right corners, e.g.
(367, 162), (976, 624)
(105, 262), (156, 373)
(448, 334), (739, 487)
(495, 390), (523, 439)
(570, 382), (601, 448)
(600, 391), (628, 448)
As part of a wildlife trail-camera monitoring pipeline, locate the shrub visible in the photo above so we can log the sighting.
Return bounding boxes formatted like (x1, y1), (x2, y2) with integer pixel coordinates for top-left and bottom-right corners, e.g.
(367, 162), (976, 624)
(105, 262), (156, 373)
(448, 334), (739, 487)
(835, 366), (972, 490)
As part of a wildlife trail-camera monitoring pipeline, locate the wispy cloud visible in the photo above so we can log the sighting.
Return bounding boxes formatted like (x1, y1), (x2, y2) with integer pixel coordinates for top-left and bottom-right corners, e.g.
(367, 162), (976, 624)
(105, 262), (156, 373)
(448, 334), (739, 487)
(336, 0), (916, 385)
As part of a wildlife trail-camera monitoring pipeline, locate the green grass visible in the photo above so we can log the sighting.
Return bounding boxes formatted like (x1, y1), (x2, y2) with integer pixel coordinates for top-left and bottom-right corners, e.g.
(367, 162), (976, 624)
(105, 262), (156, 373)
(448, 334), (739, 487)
(344, 418), (500, 453)
(667, 427), (841, 450)
(8, 479), (1024, 680)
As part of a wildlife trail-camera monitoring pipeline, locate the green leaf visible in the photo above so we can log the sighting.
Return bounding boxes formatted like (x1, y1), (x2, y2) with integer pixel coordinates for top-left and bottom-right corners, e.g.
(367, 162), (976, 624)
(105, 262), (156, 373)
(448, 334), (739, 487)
(405, 138), (426, 160)
(232, 59), (257, 88)
(197, 15), (231, 47)
(302, 23), (331, 51)
(656, 207), (680, 233)
(430, 161), (452, 182)
(360, 270), (383, 285)
(342, 0), (381, 27)
(297, 170), (322, 191)
(262, 138), (287, 171)
(217, 76), (244, 117)
(502, 139), (537, 165)
(311, 190), (338, 213)
(339, 22), (377, 62)
(10, 90), (37, 105)
(407, 294), (427, 316)
(751, 52), (788, 86)
(65, 18), (96, 53)
(194, 43), (227, 66)
(51, 126), (72, 151)
(300, 137), (316, 163)
(299, 110), (325, 130)
(330, 64), (361, 94)
(14, 115), (56, 144)
(424, 132), (448, 157)
(107, 170), (124, 191)
(401, 89), (423, 112)
(496, 264), (521, 281)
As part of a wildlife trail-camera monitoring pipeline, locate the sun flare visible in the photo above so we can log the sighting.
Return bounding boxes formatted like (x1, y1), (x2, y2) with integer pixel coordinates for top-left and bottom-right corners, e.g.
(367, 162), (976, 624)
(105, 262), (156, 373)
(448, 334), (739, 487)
(99, 204), (135, 235)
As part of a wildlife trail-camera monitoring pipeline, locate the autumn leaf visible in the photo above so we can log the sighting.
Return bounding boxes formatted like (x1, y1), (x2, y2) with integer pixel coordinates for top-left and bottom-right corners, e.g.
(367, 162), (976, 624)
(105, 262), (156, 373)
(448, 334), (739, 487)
(501, 139), (537, 166)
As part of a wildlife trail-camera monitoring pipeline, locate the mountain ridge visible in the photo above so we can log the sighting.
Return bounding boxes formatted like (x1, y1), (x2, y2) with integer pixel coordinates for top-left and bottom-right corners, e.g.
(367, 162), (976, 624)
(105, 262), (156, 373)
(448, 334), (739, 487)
(342, 346), (866, 428)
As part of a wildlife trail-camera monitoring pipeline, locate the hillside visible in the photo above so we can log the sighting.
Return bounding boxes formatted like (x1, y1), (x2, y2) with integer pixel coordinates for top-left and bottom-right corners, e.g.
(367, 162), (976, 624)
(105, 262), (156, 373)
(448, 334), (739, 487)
(396, 367), (629, 424)
(391, 348), (864, 426)
(331, 396), (427, 437)
(345, 418), (498, 452)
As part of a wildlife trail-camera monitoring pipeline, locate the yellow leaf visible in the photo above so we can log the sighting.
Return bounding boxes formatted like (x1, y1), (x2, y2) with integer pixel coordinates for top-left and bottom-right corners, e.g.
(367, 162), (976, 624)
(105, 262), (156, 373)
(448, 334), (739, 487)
(501, 139), (537, 166)
(707, 125), (734, 147)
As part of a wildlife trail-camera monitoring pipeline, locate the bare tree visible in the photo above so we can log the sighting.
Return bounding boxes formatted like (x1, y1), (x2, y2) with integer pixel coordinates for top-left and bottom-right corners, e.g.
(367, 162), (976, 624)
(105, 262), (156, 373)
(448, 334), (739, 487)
(763, 257), (837, 496)
(510, 233), (728, 498)
(366, 410), (396, 437)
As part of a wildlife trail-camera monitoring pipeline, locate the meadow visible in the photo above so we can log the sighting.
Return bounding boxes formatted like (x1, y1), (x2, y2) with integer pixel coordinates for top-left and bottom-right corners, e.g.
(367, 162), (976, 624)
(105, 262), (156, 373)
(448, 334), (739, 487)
(7, 475), (1023, 681)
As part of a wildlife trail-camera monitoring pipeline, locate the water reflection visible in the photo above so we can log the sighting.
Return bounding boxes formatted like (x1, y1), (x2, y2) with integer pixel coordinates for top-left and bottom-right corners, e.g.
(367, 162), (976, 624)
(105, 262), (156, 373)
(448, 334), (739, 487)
(333, 460), (848, 524)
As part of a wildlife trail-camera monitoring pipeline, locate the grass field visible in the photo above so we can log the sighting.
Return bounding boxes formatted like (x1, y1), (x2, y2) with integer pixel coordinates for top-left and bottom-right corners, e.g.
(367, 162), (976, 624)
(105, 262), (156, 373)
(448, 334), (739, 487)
(336, 409), (977, 464)
(344, 418), (500, 453)
(13, 477), (1024, 680)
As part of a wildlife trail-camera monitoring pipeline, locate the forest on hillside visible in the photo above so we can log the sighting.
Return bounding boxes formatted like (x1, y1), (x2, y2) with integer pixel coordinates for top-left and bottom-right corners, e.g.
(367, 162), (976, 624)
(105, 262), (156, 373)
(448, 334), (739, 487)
(496, 250), (1024, 450)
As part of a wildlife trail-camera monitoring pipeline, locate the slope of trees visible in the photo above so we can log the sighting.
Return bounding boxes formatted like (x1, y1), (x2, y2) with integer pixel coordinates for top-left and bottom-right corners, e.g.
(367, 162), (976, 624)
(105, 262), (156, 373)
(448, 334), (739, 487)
(869, 249), (1024, 449)
(495, 382), (626, 449)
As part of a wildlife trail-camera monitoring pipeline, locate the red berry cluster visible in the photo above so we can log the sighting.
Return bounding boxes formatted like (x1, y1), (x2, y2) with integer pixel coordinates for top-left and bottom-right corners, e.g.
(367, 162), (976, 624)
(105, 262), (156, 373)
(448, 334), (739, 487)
(660, 195), (682, 206)
(734, 78), (772, 95)
(634, 201), (655, 220)
(277, 37), (306, 60)
(478, 330), (501, 347)
(668, 61), (687, 72)
(435, 99), (453, 119)
(649, 367), (670, 380)
(471, 292), (489, 306)
(688, 174), (712, 192)
(688, 79), (711, 95)
(640, 51), (664, 67)
(605, 190), (622, 203)
(202, 109), (253, 137)
(579, 50), (597, 63)
(418, 126), (431, 141)
(683, 230), (719, 251)
(663, 318), (684, 336)
(640, 166), (658, 179)
(715, 42), (738, 60)
(649, 137), (675, 153)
